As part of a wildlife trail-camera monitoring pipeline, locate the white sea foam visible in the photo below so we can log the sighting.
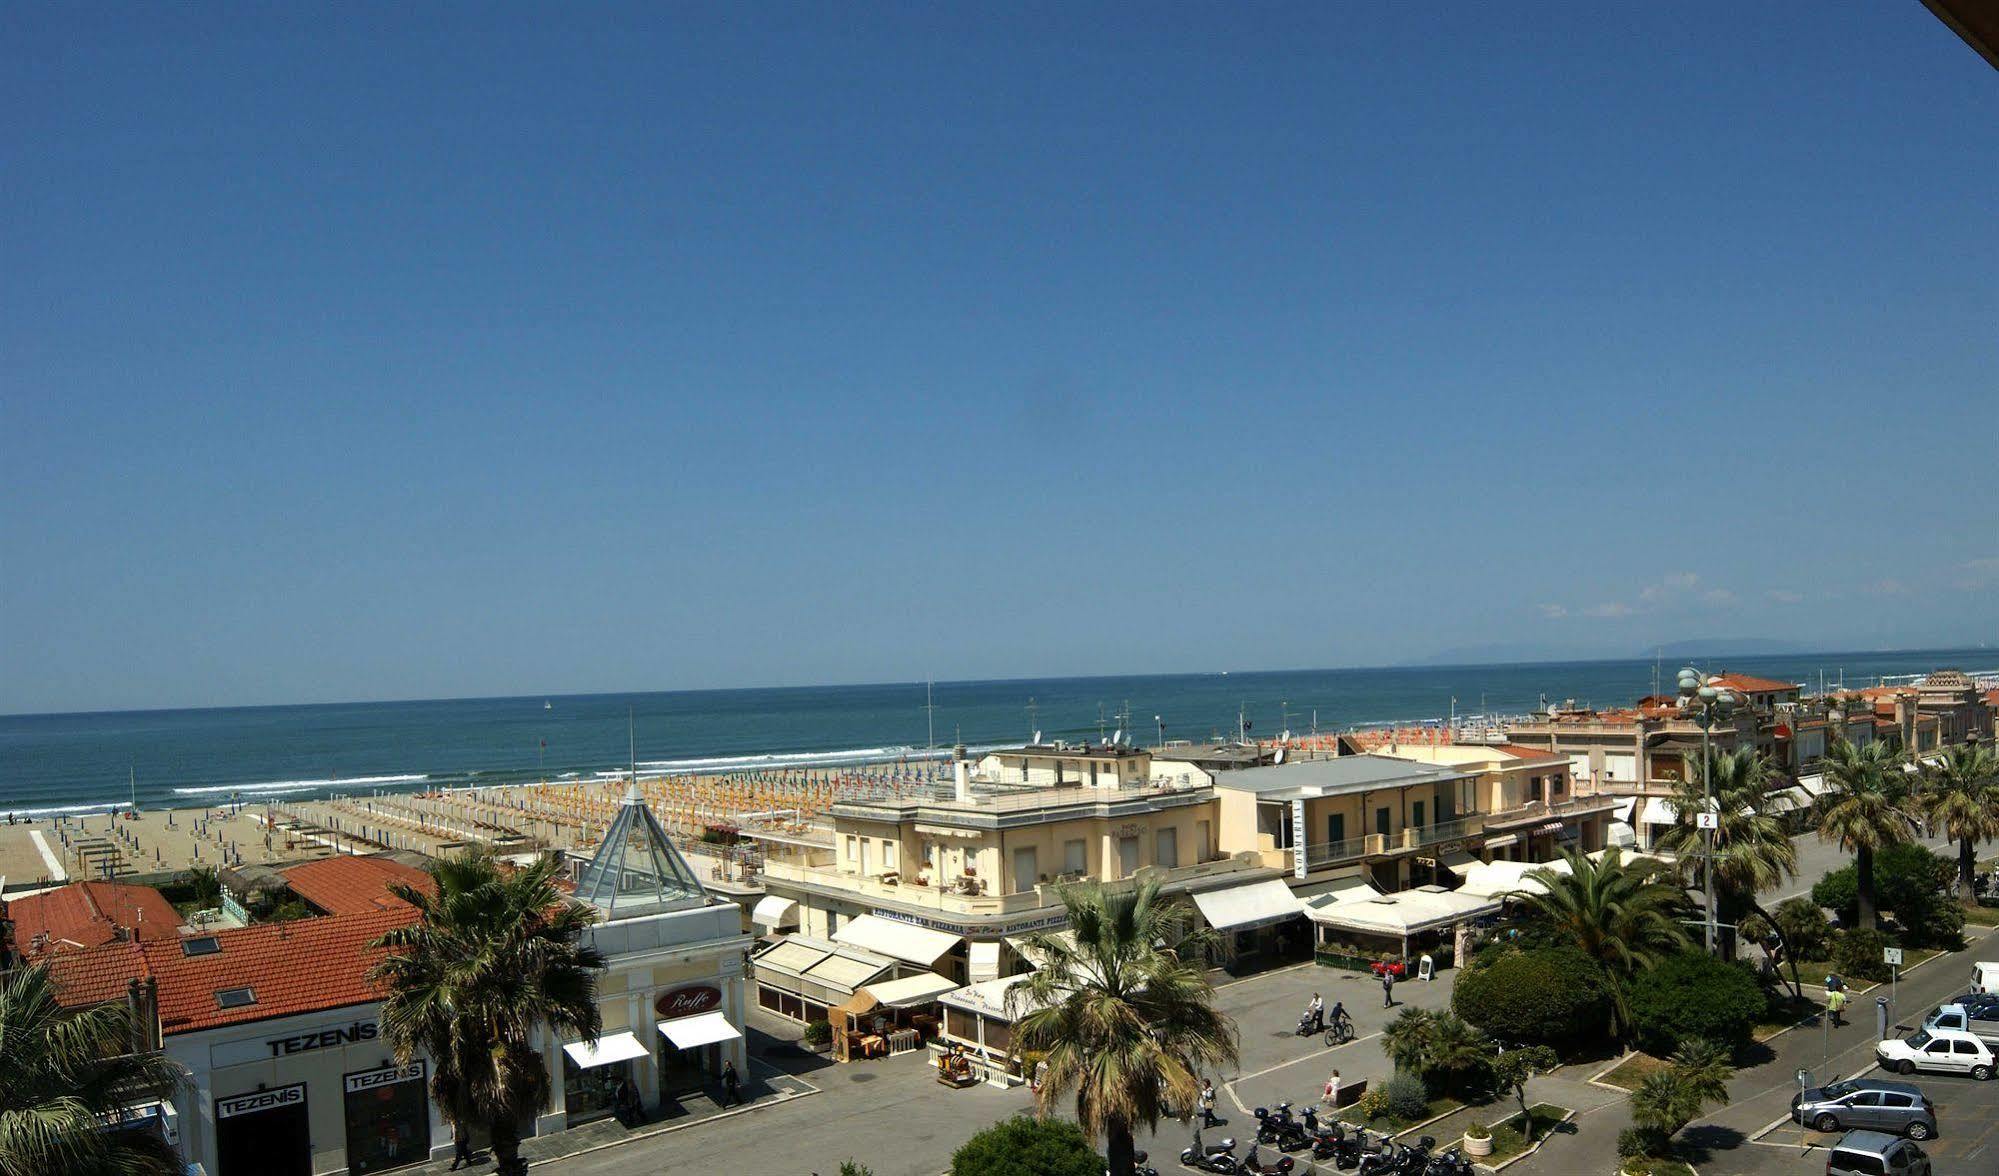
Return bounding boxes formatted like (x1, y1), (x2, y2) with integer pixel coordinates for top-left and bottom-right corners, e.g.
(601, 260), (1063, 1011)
(631, 745), (955, 775)
(7, 801), (135, 817)
(172, 773), (428, 796)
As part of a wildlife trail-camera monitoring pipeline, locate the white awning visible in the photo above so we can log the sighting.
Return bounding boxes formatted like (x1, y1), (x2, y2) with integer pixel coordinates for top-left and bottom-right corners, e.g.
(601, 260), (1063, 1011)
(751, 895), (799, 929)
(1611, 797), (1637, 823)
(1192, 878), (1304, 932)
(1797, 773), (1829, 798)
(1306, 885), (1501, 937)
(1483, 833), (1519, 849)
(833, 914), (962, 967)
(1440, 849), (1477, 870)
(1605, 821), (1637, 848)
(1453, 858), (1570, 900)
(968, 941), (1001, 983)
(1638, 797), (1679, 826)
(563, 1031), (648, 1069)
(1312, 875), (1384, 905)
(862, 971), (959, 1009)
(657, 1011), (741, 1049)
(1766, 786), (1811, 814)
(1005, 929), (1078, 970)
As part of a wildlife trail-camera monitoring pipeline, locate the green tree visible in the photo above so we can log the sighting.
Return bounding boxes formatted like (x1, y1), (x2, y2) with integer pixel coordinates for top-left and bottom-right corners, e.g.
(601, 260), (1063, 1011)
(1011, 879), (1239, 1176)
(1381, 1008), (1490, 1096)
(1654, 747), (1805, 995)
(1627, 952), (1768, 1056)
(949, 1117), (1103, 1176)
(1381, 1007), (1442, 1075)
(1507, 849), (1692, 1040)
(1922, 742), (1999, 901)
(1490, 1045), (1559, 1143)
(1629, 1039), (1734, 1151)
(1452, 945), (1614, 1048)
(369, 852), (606, 1176)
(1769, 897), (1831, 962)
(0, 962), (187, 1176)
(1814, 738), (1917, 931)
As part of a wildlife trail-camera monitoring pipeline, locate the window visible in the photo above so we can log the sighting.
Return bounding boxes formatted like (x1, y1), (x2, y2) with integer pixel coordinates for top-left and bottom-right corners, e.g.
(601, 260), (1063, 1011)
(1880, 1093), (1912, 1108)
(1849, 1092), (1881, 1106)
(1327, 813), (1346, 845)
(859, 838), (871, 875)
(1952, 1040), (1979, 1055)
(1155, 827), (1179, 869)
(215, 987), (257, 1009)
(1118, 836), (1141, 877)
(1012, 846), (1038, 889)
(1196, 820), (1211, 861)
(845, 835), (857, 869)
(1411, 801), (1425, 828)
(1375, 808), (1391, 837)
(1828, 1151), (1883, 1176)
(1528, 776), (1544, 803)
(1925, 1040), (1951, 1054)
(1063, 839), (1086, 875)
(181, 936), (221, 957)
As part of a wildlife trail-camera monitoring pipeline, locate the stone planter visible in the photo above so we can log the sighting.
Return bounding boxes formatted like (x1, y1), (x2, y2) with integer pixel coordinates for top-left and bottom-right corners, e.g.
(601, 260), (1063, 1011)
(1461, 1132), (1493, 1157)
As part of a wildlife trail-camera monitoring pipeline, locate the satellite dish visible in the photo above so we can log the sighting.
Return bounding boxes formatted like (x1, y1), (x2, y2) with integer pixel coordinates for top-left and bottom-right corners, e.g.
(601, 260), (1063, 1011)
(1112, 729), (1124, 745)
(1032, 730), (1042, 745)
(1274, 747), (1287, 764)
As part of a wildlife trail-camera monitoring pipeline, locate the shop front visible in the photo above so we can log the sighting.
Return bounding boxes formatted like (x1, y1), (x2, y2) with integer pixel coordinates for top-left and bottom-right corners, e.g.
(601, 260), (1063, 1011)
(1190, 877), (1308, 974)
(560, 1033), (649, 1127)
(342, 1062), (431, 1175)
(654, 984), (739, 1094)
(214, 1083), (311, 1176)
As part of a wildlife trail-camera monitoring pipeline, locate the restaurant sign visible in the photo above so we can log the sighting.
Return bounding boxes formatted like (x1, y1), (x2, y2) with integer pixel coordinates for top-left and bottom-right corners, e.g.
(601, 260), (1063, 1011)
(872, 907), (1067, 937)
(655, 985), (722, 1019)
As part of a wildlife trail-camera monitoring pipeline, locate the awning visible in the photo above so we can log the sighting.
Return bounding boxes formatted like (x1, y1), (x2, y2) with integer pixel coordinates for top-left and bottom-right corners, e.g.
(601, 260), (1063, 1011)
(1638, 797), (1679, 826)
(1305, 886), (1501, 936)
(1440, 849), (1477, 870)
(1605, 821), (1637, 848)
(1453, 858), (1570, 900)
(563, 1031), (648, 1069)
(1312, 875), (1384, 905)
(833, 914), (962, 967)
(1005, 929), (1078, 970)
(1797, 773), (1828, 798)
(751, 895), (799, 929)
(862, 971), (959, 1009)
(658, 1011), (741, 1049)
(1483, 833), (1519, 849)
(968, 941), (1001, 983)
(1192, 878), (1304, 932)
(1611, 797), (1637, 823)
(1766, 786), (1811, 815)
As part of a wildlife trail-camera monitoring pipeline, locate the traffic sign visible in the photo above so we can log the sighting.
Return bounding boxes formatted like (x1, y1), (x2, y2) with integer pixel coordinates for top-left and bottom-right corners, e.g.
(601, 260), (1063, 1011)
(1883, 947), (1904, 966)
(1696, 812), (1719, 830)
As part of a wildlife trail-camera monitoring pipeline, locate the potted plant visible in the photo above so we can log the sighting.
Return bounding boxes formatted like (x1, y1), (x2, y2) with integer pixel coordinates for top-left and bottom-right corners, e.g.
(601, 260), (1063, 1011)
(1462, 1120), (1492, 1157)
(801, 1019), (832, 1054)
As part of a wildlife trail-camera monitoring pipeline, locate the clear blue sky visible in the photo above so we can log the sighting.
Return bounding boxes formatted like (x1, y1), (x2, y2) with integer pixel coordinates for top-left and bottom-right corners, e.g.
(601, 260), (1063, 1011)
(3, 4), (1994, 714)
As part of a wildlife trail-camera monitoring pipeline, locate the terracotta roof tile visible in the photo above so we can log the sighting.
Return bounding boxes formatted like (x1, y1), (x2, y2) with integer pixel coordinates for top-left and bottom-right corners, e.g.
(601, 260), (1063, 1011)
(1491, 743), (1569, 764)
(1713, 673), (1799, 694)
(282, 855), (433, 916)
(6, 882), (184, 958)
(140, 908), (415, 1035)
(45, 940), (152, 1007)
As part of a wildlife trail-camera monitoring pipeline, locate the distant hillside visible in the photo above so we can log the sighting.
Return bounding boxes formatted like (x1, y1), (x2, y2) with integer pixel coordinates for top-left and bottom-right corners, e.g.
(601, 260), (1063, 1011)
(1641, 638), (1807, 659)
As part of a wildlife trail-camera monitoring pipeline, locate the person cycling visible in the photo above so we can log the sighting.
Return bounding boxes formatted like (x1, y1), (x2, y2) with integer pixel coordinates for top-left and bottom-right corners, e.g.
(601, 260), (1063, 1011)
(1328, 1000), (1351, 1040)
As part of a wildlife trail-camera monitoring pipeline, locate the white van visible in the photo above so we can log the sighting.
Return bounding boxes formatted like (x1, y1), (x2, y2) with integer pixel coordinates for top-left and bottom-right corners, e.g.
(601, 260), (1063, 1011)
(1972, 961), (1999, 996)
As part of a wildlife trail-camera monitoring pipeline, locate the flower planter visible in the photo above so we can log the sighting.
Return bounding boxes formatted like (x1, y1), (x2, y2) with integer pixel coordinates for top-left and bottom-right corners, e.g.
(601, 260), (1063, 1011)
(1461, 1133), (1493, 1157)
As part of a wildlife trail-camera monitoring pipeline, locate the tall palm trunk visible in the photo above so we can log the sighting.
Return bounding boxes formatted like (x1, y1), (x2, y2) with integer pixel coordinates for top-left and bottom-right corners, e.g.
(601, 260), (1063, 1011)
(1745, 896), (1804, 1000)
(1106, 1113), (1136, 1176)
(491, 1114), (525, 1176)
(1855, 844), (1877, 931)
(1959, 838), (1979, 902)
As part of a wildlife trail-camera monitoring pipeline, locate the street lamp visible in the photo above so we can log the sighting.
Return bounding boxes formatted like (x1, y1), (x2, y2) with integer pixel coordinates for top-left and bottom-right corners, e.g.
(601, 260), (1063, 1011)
(1677, 666), (1738, 955)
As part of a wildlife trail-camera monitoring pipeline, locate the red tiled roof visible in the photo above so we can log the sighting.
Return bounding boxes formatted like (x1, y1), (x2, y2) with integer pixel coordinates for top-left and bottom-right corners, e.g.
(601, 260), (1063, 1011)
(6, 882), (184, 957)
(1492, 744), (1569, 765)
(283, 854), (433, 916)
(141, 908), (416, 1035)
(45, 940), (152, 1007)
(1714, 673), (1799, 695)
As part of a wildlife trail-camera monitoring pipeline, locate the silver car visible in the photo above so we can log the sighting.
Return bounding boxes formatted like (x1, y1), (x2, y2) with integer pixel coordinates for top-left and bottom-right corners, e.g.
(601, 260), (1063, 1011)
(1791, 1079), (1936, 1140)
(1825, 1130), (1931, 1176)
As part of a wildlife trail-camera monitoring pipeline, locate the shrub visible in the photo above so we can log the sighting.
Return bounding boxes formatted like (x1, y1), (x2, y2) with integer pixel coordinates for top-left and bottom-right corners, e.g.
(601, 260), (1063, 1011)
(1771, 897), (1832, 961)
(1627, 952), (1767, 1056)
(1382, 1072), (1429, 1122)
(950, 1118), (1102, 1176)
(1465, 1120), (1490, 1141)
(1353, 1088), (1390, 1122)
(1812, 845), (1954, 927)
(1618, 1125), (1670, 1159)
(1832, 928), (1893, 982)
(803, 1019), (831, 1045)
(1893, 888), (1966, 950)
(1453, 946), (1613, 1048)
(840, 1165), (875, 1176)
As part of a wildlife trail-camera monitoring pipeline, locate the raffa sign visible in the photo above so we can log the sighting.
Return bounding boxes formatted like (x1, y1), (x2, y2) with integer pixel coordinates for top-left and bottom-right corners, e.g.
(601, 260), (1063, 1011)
(654, 986), (722, 1019)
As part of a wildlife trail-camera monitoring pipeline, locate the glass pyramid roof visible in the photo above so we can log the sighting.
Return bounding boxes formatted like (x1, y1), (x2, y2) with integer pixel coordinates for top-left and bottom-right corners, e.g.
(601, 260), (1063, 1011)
(574, 782), (709, 919)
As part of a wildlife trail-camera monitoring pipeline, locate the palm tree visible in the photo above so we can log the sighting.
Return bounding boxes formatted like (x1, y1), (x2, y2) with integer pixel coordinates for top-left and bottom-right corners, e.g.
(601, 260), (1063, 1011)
(1654, 748), (1804, 995)
(1423, 1014), (1494, 1096)
(0, 962), (186, 1176)
(1630, 1037), (1735, 1153)
(1666, 1037), (1734, 1103)
(1381, 1007), (1442, 1075)
(1508, 848), (1691, 1040)
(1921, 742), (1999, 901)
(1814, 739), (1918, 930)
(1011, 879), (1240, 1176)
(369, 852), (607, 1176)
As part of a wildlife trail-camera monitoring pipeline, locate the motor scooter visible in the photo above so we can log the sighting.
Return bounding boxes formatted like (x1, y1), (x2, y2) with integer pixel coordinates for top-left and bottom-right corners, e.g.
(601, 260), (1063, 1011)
(1238, 1143), (1296, 1175)
(1423, 1145), (1473, 1176)
(1181, 1134), (1243, 1174)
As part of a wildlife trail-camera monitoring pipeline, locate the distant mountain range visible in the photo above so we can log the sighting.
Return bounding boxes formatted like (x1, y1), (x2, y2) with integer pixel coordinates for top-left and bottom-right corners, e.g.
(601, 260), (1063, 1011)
(1640, 638), (1808, 658)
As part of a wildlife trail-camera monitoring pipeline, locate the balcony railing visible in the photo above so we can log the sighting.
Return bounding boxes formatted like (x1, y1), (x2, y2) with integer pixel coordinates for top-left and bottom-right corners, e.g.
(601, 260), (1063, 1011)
(1483, 794), (1622, 827)
(760, 853), (1262, 919)
(1301, 836), (1369, 869)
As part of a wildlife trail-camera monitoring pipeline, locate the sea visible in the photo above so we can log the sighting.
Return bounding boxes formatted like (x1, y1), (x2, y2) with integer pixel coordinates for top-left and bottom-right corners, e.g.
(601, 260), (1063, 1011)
(1, 647), (1990, 818)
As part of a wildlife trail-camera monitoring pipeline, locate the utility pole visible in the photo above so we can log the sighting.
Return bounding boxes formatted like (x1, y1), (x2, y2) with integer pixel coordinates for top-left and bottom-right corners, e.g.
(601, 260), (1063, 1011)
(924, 680), (937, 751)
(1026, 697), (1039, 744)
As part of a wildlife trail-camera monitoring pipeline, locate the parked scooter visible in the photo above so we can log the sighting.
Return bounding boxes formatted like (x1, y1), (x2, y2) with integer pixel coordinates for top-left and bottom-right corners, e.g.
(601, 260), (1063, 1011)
(1355, 1135), (1408, 1176)
(1128, 1149), (1161, 1176)
(1424, 1146), (1474, 1176)
(1398, 1135), (1437, 1176)
(1182, 1134), (1244, 1174)
(1239, 1143), (1297, 1175)
(1309, 1119), (1364, 1168)
(1254, 1105), (1311, 1151)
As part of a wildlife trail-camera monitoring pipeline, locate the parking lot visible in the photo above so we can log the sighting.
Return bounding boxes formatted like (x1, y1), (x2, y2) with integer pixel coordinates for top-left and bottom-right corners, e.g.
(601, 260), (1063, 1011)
(1729, 1067), (1999, 1175)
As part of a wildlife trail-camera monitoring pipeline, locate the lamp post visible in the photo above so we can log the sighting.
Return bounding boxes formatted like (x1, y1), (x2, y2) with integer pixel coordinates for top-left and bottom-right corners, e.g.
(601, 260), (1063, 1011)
(1676, 666), (1738, 955)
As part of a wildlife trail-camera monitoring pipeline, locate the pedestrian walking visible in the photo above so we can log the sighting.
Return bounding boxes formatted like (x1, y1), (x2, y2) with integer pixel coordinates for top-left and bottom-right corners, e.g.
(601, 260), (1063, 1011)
(1381, 969), (1395, 1008)
(449, 1125), (473, 1171)
(1828, 988), (1848, 1027)
(1198, 1078), (1219, 1127)
(721, 1059), (742, 1107)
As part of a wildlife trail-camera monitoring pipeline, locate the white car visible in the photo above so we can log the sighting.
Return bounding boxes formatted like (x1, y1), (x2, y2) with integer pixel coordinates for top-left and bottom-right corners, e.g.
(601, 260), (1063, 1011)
(1876, 1027), (1996, 1081)
(1972, 961), (1999, 996)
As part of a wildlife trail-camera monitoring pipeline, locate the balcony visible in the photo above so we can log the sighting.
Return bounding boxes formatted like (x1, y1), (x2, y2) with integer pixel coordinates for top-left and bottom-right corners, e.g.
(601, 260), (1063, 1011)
(830, 781), (1215, 829)
(1482, 794), (1624, 829)
(759, 853), (1264, 923)
(1300, 836), (1369, 870)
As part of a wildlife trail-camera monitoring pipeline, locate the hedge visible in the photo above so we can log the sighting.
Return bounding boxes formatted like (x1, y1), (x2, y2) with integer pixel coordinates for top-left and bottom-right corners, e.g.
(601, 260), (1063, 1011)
(1451, 946), (1612, 1048)
(1627, 951), (1768, 1056)
(951, 1118), (1102, 1176)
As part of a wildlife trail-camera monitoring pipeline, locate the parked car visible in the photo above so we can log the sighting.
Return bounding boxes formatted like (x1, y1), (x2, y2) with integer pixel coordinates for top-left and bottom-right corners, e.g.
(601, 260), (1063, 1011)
(1825, 1130), (1931, 1176)
(1791, 1079), (1936, 1140)
(1970, 961), (1999, 996)
(1875, 1028), (1996, 1080)
(1923, 1002), (1999, 1046)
